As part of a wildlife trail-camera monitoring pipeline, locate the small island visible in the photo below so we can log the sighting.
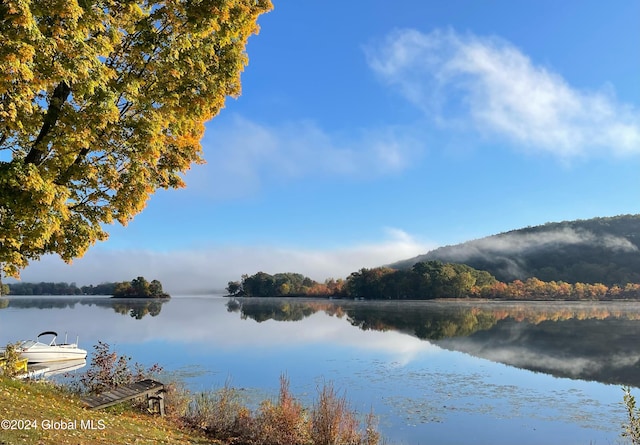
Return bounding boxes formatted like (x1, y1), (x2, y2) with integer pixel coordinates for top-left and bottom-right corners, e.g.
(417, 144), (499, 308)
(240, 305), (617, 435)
(112, 276), (170, 299)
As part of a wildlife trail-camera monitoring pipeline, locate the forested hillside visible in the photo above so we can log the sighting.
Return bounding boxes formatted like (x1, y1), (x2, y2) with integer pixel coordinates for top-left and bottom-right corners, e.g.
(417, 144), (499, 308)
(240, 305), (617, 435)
(391, 215), (640, 285)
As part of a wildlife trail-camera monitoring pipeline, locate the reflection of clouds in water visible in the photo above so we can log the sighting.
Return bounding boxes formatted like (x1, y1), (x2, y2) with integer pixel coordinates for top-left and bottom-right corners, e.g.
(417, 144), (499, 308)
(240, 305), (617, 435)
(156, 305), (441, 366)
(0, 298), (440, 366)
(438, 338), (640, 381)
(468, 347), (628, 377)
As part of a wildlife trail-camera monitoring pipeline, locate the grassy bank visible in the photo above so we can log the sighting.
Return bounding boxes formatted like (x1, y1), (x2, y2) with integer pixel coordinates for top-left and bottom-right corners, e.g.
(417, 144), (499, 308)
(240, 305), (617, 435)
(0, 377), (214, 445)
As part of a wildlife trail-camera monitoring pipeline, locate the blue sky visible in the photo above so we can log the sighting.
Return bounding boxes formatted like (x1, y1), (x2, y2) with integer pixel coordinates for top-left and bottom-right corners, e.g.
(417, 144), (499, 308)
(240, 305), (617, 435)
(16, 0), (640, 292)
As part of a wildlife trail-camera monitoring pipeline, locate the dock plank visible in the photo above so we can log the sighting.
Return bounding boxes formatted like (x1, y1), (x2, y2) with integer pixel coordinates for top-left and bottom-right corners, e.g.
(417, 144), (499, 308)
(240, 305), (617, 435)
(81, 379), (165, 413)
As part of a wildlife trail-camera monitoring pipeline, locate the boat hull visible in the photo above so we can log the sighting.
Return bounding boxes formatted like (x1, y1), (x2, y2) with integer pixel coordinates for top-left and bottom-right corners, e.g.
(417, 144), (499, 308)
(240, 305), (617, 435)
(18, 347), (87, 363)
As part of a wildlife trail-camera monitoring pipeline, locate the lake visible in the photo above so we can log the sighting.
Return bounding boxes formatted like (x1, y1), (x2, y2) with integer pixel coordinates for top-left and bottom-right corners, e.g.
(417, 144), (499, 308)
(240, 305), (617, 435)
(0, 295), (636, 445)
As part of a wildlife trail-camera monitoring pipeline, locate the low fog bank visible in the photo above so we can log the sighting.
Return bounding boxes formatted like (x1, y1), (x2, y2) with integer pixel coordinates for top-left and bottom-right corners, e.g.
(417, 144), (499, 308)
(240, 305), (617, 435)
(7, 230), (434, 294)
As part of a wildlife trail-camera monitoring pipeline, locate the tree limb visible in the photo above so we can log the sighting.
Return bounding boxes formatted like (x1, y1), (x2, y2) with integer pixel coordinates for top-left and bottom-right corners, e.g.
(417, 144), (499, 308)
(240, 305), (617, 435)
(24, 81), (71, 165)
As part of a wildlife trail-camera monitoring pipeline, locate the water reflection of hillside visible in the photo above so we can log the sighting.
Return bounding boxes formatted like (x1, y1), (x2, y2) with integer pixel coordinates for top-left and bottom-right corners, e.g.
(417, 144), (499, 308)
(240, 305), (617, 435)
(230, 298), (640, 387)
(0, 297), (167, 319)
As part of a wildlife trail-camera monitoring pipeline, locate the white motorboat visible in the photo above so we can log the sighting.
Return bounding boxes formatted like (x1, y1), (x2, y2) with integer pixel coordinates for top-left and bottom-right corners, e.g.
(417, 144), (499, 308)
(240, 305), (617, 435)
(3, 331), (88, 363)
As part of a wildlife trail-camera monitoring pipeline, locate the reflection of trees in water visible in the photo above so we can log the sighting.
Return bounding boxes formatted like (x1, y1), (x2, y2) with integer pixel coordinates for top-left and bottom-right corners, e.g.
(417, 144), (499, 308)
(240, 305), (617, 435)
(230, 298), (640, 386)
(438, 316), (640, 387)
(0, 298), (81, 309)
(230, 298), (504, 339)
(231, 298), (640, 340)
(227, 298), (341, 323)
(111, 300), (164, 319)
(0, 297), (167, 319)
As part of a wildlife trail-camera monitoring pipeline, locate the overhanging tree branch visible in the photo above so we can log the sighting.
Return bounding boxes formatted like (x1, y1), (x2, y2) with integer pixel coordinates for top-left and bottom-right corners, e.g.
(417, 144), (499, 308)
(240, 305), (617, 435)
(1, 0), (272, 279)
(24, 81), (71, 166)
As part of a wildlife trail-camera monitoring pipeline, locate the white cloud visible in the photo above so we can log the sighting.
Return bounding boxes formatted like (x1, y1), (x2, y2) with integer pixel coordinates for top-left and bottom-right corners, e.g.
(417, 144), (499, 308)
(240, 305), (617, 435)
(9, 228), (435, 294)
(186, 115), (424, 198)
(366, 28), (640, 158)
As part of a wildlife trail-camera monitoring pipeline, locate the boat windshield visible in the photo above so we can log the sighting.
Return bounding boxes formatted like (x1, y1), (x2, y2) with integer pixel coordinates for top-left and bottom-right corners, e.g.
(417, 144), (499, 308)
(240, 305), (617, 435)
(19, 340), (38, 349)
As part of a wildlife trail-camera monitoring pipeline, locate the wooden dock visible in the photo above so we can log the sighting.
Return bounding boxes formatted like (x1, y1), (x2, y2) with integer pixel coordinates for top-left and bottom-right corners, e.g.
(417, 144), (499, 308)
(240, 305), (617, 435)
(81, 379), (166, 416)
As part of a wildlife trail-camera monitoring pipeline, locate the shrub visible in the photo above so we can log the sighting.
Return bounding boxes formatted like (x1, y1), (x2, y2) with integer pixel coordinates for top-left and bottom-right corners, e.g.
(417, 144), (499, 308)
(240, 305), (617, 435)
(361, 411), (381, 445)
(623, 386), (640, 445)
(0, 343), (23, 378)
(162, 380), (192, 422)
(186, 381), (247, 441)
(256, 375), (311, 445)
(311, 381), (366, 445)
(77, 341), (162, 394)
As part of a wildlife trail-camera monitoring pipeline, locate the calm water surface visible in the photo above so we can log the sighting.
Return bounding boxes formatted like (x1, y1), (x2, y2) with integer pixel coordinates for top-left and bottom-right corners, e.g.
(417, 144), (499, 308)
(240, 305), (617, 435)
(0, 295), (636, 445)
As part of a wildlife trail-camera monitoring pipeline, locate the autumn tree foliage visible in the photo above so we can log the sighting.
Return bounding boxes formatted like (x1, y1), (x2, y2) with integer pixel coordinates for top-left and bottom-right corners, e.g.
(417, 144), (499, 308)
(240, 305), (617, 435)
(230, 261), (640, 301)
(0, 0), (272, 277)
(229, 272), (330, 298)
(113, 276), (168, 298)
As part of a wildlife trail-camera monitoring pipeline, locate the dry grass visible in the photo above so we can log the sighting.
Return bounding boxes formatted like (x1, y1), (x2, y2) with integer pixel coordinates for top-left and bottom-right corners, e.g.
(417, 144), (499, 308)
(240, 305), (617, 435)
(311, 382), (360, 445)
(311, 381), (380, 445)
(186, 381), (247, 441)
(255, 375), (311, 445)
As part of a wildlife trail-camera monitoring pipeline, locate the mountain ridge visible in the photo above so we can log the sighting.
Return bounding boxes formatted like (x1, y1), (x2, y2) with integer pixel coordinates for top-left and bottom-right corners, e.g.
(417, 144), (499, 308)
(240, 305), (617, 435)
(390, 214), (640, 285)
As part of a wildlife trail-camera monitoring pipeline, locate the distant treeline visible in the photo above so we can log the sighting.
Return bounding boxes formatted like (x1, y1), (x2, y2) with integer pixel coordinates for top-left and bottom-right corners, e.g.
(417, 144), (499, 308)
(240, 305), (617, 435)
(5, 281), (117, 296)
(5, 277), (168, 298)
(228, 261), (640, 301)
